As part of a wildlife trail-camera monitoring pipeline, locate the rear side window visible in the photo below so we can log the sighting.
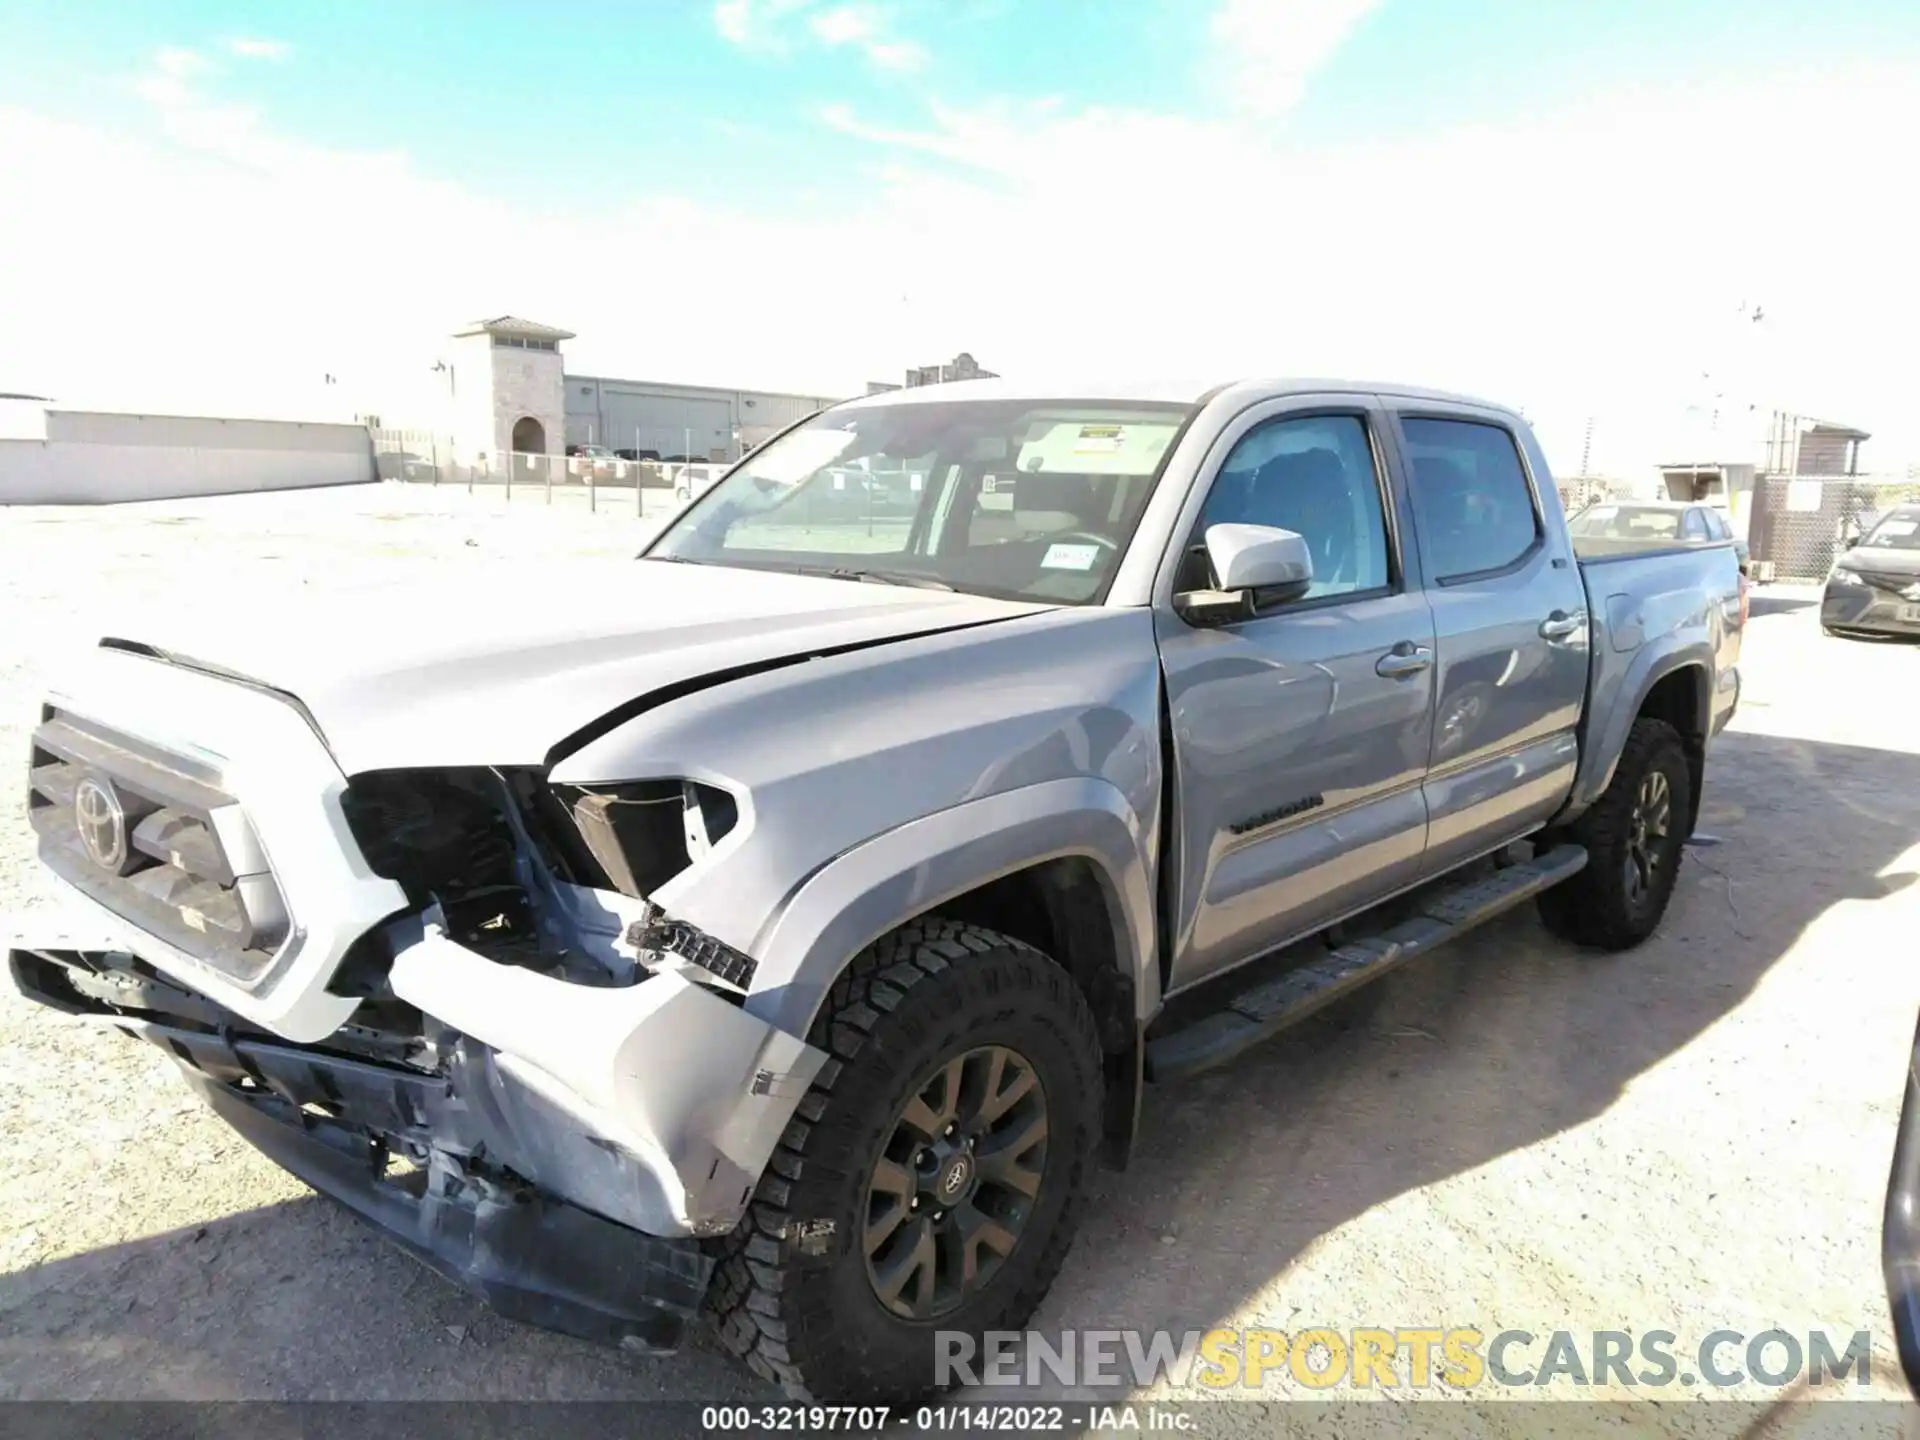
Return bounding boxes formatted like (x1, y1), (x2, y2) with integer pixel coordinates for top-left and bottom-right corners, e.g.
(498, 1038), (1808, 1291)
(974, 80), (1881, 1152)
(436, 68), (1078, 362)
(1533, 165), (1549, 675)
(1401, 418), (1541, 581)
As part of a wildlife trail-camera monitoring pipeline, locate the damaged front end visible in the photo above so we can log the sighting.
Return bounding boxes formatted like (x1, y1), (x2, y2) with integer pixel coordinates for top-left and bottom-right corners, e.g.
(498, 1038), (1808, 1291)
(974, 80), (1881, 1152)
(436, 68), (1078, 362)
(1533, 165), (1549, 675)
(12, 761), (821, 1354)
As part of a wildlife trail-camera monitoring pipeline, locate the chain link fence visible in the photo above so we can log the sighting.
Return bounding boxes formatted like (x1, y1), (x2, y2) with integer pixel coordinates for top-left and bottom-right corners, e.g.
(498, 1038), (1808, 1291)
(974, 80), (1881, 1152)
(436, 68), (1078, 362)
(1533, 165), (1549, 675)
(369, 429), (731, 518)
(1747, 475), (1920, 581)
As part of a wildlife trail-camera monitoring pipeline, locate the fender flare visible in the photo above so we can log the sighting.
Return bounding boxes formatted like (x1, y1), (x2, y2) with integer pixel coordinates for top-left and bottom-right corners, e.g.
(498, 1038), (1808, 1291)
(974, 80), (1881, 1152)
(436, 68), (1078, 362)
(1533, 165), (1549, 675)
(741, 776), (1158, 1041)
(1570, 635), (1711, 815)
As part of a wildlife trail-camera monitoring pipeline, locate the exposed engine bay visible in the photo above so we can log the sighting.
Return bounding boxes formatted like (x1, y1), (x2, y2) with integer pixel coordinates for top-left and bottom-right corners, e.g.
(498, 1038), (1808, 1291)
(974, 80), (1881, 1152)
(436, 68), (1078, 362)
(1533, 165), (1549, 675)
(335, 766), (740, 992)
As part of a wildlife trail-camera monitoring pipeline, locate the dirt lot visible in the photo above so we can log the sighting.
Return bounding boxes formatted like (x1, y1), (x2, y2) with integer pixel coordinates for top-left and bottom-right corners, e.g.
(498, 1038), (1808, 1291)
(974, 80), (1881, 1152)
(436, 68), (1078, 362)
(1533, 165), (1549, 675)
(3, 484), (1919, 1430)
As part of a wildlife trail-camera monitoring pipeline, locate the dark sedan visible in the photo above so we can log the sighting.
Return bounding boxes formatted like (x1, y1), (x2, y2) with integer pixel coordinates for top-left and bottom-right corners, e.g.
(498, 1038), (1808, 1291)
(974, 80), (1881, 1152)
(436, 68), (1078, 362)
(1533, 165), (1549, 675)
(1822, 504), (1920, 639)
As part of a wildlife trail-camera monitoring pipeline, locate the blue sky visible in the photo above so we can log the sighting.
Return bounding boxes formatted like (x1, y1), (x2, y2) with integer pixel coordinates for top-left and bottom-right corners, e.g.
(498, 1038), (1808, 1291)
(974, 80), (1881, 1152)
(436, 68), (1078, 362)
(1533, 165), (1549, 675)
(2, 0), (1917, 470)
(6, 0), (1912, 205)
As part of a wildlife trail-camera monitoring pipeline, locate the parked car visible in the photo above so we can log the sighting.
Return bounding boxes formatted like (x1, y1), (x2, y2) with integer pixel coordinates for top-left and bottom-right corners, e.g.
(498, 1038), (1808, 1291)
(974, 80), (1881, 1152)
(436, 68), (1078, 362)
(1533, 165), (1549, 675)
(375, 450), (435, 481)
(1822, 503), (1920, 639)
(9, 378), (1743, 1402)
(568, 444), (619, 481)
(1567, 499), (1749, 573)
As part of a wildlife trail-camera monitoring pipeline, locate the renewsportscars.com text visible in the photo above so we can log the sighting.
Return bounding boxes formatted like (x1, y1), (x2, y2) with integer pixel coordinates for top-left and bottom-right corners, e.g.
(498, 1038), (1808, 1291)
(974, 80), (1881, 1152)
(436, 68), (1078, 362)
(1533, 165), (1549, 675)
(935, 1327), (1876, 1391)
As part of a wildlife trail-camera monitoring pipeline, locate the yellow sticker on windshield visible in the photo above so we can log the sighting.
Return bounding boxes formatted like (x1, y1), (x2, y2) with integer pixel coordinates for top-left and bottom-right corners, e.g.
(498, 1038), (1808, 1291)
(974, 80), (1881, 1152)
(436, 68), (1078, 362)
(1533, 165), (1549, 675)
(1074, 425), (1124, 455)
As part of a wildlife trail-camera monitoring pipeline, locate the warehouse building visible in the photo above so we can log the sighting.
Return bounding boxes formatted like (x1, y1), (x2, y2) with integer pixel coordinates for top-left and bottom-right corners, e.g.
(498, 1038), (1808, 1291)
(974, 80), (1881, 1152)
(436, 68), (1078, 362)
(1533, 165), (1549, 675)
(564, 373), (836, 463)
(442, 316), (840, 467)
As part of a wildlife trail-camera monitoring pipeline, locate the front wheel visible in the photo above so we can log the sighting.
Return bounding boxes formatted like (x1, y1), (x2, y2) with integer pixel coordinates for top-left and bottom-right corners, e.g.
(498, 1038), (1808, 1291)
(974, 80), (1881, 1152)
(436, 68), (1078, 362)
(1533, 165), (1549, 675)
(707, 920), (1103, 1402)
(1537, 717), (1692, 950)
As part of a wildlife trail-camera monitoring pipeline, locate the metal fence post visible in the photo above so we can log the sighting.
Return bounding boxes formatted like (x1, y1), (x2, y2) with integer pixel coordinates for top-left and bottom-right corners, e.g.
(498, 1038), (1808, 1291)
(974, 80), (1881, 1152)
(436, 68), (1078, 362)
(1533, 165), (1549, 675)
(506, 453), (512, 501)
(589, 467), (597, 513)
(545, 456), (553, 505)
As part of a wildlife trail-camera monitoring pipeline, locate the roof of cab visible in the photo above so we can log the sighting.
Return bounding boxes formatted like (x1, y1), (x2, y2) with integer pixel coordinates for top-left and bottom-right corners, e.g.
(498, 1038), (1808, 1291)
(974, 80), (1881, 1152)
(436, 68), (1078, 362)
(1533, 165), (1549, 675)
(829, 375), (1518, 416)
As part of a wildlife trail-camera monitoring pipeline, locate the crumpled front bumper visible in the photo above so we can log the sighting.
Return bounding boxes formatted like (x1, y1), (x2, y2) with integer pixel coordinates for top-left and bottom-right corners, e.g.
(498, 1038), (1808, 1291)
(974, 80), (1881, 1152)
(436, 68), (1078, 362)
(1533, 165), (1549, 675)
(1823, 579), (1920, 636)
(8, 915), (827, 1353)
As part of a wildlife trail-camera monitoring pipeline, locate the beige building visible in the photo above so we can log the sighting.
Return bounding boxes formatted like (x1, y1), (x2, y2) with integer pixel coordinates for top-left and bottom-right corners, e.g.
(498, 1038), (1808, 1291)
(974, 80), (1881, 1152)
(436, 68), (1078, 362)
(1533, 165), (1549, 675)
(432, 315), (840, 467)
(442, 316), (573, 463)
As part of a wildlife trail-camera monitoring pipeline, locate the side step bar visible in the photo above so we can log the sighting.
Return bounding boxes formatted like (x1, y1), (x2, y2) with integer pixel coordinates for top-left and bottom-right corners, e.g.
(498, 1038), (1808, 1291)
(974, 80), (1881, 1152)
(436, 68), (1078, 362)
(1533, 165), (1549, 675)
(1145, 844), (1589, 1083)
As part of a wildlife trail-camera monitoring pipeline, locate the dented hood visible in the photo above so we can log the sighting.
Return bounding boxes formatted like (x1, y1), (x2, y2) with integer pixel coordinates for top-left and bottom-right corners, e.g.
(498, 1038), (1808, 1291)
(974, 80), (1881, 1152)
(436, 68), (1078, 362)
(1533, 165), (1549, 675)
(94, 559), (1047, 774)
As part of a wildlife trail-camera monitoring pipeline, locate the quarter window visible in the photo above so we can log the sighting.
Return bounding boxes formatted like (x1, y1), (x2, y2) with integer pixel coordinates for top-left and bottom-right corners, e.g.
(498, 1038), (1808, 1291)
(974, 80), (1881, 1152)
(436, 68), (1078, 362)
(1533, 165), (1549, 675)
(1188, 413), (1392, 601)
(1401, 418), (1541, 581)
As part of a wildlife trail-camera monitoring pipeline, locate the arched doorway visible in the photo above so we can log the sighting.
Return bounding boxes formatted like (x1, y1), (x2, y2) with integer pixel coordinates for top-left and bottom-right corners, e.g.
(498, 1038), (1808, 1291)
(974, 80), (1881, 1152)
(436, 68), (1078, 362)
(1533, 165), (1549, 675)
(510, 415), (545, 454)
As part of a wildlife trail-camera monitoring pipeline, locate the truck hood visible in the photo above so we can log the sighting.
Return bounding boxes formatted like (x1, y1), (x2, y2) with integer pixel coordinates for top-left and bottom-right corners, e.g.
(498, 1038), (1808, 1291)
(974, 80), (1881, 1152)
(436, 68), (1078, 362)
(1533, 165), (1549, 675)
(97, 560), (1049, 774)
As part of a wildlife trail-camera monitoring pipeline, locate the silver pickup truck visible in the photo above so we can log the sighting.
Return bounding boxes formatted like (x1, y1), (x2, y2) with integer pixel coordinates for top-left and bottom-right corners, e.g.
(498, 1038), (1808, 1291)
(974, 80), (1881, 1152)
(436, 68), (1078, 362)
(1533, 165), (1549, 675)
(10, 378), (1744, 1401)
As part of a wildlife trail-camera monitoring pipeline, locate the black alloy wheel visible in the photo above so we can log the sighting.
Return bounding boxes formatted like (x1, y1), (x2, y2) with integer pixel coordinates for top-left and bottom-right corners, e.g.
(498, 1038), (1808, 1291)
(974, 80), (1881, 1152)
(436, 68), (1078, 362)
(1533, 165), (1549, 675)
(862, 1044), (1047, 1320)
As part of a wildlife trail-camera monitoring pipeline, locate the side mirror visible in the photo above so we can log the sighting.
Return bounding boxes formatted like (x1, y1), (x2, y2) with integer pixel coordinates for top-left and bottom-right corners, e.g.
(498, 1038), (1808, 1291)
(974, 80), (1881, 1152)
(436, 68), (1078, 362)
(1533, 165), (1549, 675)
(1208, 523), (1313, 592)
(1176, 523), (1314, 621)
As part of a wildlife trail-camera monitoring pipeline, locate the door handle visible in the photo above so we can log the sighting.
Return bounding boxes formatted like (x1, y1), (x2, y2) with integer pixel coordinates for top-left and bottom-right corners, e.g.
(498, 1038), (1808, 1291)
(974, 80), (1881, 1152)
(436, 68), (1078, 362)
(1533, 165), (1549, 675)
(1375, 644), (1432, 679)
(1539, 610), (1586, 641)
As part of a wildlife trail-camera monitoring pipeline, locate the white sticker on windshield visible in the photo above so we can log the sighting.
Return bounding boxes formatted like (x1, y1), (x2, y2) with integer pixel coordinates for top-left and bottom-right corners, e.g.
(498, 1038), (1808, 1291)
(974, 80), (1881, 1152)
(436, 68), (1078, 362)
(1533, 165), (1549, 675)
(1041, 542), (1101, 571)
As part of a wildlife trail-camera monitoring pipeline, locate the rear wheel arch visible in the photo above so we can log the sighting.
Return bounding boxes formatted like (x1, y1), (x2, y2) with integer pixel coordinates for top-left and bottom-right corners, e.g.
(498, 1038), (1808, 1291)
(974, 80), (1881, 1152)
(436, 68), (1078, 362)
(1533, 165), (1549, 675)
(1633, 664), (1708, 834)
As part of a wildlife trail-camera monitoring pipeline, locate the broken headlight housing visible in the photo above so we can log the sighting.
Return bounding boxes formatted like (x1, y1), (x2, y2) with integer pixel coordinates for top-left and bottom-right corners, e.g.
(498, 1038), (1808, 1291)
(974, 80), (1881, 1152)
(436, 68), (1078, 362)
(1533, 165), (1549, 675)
(548, 778), (739, 899)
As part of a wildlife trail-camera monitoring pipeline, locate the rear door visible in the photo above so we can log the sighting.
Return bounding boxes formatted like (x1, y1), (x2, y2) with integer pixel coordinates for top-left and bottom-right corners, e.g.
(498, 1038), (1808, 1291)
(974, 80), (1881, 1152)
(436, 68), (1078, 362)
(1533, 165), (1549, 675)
(1385, 408), (1591, 875)
(1155, 396), (1436, 994)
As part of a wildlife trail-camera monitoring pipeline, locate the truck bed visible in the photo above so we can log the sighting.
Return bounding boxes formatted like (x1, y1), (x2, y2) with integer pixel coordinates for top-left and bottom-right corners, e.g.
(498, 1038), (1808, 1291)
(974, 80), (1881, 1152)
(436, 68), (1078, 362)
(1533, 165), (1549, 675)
(1570, 538), (1743, 812)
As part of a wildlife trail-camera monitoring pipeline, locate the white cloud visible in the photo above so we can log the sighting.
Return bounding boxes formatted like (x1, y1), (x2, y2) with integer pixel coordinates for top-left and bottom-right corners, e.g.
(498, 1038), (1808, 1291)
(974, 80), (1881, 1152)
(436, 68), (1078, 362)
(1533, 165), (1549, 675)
(713, 0), (815, 50)
(717, 0), (925, 72)
(1208, 0), (1382, 118)
(3, 43), (1916, 476)
(810, 5), (927, 72)
(225, 37), (291, 61)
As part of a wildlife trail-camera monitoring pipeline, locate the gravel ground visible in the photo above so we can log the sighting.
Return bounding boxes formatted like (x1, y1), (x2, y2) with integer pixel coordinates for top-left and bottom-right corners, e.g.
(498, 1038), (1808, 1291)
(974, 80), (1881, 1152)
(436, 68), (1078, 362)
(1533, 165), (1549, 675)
(3, 484), (1919, 1434)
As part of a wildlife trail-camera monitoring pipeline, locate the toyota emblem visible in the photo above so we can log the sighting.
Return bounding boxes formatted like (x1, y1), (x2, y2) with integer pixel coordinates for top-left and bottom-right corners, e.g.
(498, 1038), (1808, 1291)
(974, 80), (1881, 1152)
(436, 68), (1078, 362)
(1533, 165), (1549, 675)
(73, 776), (127, 871)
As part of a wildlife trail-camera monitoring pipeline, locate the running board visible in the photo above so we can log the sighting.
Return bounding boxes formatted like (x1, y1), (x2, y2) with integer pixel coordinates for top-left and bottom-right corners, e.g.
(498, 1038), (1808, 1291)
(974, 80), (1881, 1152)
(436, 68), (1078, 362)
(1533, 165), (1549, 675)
(1145, 844), (1589, 1083)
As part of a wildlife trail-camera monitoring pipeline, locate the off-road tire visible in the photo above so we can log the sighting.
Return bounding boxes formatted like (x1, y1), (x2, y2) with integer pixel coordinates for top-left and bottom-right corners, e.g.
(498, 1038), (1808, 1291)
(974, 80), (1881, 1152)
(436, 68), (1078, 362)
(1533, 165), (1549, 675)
(706, 920), (1103, 1402)
(1537, 717), (1692, 951)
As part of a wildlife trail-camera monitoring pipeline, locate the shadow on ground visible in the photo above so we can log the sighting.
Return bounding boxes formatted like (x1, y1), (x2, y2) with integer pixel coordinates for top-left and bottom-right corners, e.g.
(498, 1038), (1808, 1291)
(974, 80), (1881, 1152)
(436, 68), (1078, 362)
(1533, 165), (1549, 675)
(2, 731), (1916, 1404)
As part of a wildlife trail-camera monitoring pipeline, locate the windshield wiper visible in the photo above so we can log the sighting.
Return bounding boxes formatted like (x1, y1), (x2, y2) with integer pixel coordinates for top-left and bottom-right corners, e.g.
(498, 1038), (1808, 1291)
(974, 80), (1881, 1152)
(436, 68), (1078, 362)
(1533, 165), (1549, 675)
(796, 565), (956, 592)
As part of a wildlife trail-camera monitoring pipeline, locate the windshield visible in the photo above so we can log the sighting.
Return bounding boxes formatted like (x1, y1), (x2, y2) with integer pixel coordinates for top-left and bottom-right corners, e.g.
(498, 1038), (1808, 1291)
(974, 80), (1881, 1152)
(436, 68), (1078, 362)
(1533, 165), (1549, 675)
(1862, 510), (1920, 550)
(645, 398), (1195, 603)
(1567, 505), (1683, 540)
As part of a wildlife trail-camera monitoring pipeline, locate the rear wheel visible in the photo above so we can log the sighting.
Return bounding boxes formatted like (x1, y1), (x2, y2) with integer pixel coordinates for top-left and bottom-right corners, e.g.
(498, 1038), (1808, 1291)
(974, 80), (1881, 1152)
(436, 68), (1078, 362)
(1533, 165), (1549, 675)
(707, 920), (1102, 1402)
(1537, 717), (1692, 950)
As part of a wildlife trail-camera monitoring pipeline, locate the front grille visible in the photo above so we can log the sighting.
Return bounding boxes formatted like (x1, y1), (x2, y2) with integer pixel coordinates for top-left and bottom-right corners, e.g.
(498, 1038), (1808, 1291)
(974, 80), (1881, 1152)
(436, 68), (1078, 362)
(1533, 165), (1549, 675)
(27, 708), (290, 984)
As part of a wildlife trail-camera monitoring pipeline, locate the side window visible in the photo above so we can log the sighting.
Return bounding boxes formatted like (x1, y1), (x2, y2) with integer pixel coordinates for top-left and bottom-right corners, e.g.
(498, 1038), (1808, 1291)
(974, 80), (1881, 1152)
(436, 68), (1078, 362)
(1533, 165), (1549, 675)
(1401, 418), (1542, 581)
(1683, 509), (1709, 540)
(1188, 413), (1392, 601)
(1706, 511), (1732, 541)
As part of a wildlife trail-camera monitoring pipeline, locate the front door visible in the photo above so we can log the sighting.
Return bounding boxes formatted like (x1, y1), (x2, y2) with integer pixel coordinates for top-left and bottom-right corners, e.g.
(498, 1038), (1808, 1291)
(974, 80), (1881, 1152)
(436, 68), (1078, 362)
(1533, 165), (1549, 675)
(1155, 401), (1436, 995)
